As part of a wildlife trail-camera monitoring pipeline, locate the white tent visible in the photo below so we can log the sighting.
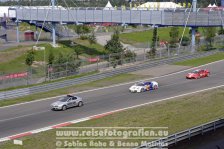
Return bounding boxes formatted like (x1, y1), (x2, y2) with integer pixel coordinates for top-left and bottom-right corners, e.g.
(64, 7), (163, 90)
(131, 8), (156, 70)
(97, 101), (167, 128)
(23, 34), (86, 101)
(208, 3), (218, 8)
(207, 4), (212, 7)
(137, 2), (182, 10)
(104, 1), (114, 10)
(212, 3), (217, 7)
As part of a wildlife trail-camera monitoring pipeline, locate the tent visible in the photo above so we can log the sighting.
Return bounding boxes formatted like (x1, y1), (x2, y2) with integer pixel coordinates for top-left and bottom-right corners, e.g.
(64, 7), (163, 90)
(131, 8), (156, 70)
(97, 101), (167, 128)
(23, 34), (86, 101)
(207, 4), (212, 7)
(137, 2), (183, 10)
(208, 3), (218, 8)
(103, 1), (114, 10)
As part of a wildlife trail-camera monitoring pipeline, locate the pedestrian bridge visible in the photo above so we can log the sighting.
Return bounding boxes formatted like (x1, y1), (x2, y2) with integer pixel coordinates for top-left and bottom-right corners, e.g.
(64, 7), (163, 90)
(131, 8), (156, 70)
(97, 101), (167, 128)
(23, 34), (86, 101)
(14, 7), (224, 27)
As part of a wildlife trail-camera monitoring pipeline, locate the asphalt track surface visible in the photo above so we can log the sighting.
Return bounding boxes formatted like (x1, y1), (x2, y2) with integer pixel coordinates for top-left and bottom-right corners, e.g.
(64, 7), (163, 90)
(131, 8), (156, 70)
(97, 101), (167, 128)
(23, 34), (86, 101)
(0, 61), (224, 139)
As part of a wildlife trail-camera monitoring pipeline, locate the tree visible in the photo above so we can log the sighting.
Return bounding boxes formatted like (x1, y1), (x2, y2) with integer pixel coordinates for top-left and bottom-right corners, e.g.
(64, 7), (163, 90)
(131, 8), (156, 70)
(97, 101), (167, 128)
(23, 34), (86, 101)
(66, 53), (81, 75)
(25, 50), (35, 67)
(181, 36), (190, 46)
(88, 32), (97, 44)
(148, 27), (158, 58)
(74, 25), (82, 37)
(25, 50), (35, 83)
(73, 45), (82, 59)
(124, 49), (136, 61)
(75, 25), (91, 38)
(104, 30), (124, 68)
(218, 27), (224, 35)
(54, 52), (67, 73)
(48, 49), (55, 65)
(104, 30), (123, 54)
(204, 27), (216, 48)
(169, 27), (179, 47)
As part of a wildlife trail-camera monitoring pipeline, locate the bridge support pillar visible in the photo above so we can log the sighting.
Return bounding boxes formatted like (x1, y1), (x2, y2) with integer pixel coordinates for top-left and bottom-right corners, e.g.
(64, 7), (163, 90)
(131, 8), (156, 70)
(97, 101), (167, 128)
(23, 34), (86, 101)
(51, 0), (57, 47)
(16, 21), (20, 43)
(191, 0), (197, 53)
(191, 27), (196, 53)
(51, 23), (57, 47)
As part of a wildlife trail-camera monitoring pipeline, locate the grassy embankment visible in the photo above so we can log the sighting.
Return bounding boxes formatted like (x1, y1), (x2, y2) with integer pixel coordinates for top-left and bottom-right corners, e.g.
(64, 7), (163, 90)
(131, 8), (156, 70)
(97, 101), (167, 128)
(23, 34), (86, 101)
(174, 52), (224, 66)
(119, 27), (190, 46)
(0, 39), (106, 75)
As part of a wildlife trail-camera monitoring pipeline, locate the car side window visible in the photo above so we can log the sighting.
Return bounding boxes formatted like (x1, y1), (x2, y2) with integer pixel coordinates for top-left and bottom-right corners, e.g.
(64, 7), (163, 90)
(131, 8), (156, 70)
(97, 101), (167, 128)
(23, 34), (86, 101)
(72, 97), (77, 100)
(67, 98), (72, 102)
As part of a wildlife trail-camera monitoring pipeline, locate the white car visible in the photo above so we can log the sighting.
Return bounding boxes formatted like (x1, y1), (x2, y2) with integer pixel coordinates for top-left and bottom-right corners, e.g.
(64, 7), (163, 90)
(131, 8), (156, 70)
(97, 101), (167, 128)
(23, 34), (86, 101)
(51, 95), (83, 111)
(129, 81), (159, 93)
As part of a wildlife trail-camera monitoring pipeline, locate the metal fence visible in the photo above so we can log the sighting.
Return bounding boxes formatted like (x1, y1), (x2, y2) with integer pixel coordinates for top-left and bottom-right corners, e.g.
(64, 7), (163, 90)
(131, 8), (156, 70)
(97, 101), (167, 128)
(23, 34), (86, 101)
(136, 118), (224, 149)
(48, 46), (194, 79)
(0, 49), (220, 100)
(0, 45), (192, 89)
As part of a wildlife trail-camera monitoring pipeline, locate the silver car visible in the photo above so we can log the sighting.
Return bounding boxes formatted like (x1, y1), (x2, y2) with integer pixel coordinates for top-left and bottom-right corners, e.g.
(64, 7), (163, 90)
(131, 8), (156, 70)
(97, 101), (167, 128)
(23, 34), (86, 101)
(51, 95), (83, 111)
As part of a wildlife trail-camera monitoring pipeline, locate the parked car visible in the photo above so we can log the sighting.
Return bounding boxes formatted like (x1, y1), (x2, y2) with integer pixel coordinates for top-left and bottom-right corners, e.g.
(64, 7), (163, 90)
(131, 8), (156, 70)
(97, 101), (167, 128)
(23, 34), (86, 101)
(51, 95), (83, 111)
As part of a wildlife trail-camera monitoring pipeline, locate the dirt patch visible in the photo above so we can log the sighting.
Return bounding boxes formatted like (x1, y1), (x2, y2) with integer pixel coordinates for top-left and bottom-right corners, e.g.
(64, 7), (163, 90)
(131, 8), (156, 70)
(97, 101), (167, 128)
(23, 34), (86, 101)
(0, 47), (31, 63)
(32, 61), (45, 67)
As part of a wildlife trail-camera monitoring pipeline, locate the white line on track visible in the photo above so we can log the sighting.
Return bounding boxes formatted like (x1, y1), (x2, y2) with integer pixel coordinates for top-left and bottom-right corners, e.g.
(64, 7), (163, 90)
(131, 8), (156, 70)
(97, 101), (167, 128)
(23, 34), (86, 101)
(0, 110), (50, 122)
(0, 59), (223, 109)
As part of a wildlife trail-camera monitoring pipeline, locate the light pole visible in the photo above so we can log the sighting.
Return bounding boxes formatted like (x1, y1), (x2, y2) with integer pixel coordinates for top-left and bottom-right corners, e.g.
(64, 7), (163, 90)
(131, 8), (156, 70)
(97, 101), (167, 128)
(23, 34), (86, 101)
(44, 47), (46, 81)
(51, 0), (56, 47)
(191, 0), (197, 53)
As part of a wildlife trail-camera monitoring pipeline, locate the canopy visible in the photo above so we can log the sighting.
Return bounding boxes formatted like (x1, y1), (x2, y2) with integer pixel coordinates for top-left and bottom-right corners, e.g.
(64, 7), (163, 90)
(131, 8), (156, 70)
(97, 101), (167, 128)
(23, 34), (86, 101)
(138, 2), (182, 9)
(104, 1), (114, 10)
(208, 3), (217, 8)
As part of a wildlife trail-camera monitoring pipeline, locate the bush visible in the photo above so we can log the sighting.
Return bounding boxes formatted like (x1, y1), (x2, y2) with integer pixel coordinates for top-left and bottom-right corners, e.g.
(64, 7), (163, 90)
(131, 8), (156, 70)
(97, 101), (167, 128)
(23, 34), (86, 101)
(80, 35), (88, 40)
(181, 36), (190, 46)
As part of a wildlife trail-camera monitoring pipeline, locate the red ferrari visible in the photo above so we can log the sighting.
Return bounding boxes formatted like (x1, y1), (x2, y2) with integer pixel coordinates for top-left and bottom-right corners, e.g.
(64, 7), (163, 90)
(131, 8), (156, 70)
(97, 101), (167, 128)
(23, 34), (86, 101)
(186, 69), (210, 79)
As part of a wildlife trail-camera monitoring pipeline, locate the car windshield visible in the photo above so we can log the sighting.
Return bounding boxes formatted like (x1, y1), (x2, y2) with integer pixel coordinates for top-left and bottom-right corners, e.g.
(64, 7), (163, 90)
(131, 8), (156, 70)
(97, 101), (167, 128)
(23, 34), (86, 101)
(135, 82), (144, 86)
(192, 70), (200, 73)
(59, 97), (70, 102)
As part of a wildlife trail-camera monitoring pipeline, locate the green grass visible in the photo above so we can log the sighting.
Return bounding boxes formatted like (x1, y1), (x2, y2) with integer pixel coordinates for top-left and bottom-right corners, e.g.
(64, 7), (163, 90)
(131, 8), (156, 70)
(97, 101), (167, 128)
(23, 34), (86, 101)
(0, 40), (106, 75)
(1, 87), (224, 149)
(174, 52), (224, 66)
(119, 27), (190, 45)
(0, 73), (150, 107)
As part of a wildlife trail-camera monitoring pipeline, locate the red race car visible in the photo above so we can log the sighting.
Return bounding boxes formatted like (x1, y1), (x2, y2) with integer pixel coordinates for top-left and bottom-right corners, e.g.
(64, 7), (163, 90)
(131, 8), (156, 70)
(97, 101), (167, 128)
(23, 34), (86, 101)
(186, 69), (210, 79)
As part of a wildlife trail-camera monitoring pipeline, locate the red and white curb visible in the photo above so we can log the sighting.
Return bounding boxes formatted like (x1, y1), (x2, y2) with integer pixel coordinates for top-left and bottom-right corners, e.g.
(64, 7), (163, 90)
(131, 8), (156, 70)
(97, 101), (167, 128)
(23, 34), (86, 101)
(1, 84), (224, 143)
(0, 112), (118, 143)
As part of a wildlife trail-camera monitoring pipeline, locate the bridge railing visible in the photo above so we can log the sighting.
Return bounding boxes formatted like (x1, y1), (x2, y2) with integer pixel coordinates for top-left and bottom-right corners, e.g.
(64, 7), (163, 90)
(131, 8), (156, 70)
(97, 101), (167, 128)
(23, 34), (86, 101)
(14, 7), (224, 27)
(136, 118), (224, 148)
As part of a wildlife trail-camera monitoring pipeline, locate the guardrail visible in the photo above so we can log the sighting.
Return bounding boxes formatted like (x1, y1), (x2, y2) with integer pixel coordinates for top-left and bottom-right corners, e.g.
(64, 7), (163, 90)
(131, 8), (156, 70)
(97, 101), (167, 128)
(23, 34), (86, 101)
(136, 118), (224, 149)
(0, 50), (220, 100)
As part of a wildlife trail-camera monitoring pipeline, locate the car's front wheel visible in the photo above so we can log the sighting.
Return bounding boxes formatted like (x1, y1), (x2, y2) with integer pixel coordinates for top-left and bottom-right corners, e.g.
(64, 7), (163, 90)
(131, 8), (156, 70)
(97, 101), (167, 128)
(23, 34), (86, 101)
(140, 88), (144, 92)
(78, 101), (84, 107)
(207, 73), (210, 77)
(154, 85), (158, 90)
(62, 105), (67, 111)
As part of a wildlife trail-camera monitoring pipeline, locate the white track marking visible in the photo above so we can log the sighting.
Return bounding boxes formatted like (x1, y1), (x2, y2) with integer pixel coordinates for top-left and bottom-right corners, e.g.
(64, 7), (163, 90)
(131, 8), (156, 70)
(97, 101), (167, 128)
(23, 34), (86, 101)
(0, 110), (50, 122)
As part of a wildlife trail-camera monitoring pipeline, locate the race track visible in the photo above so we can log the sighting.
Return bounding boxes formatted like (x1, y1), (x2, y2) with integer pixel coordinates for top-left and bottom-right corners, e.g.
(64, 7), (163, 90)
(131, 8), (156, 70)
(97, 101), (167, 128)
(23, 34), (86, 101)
(0, 60), (224, 139)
